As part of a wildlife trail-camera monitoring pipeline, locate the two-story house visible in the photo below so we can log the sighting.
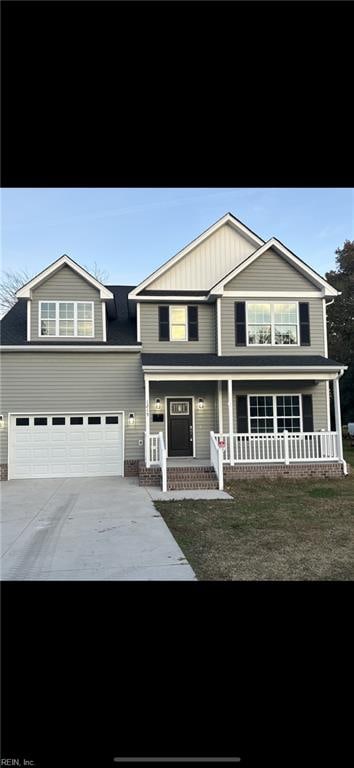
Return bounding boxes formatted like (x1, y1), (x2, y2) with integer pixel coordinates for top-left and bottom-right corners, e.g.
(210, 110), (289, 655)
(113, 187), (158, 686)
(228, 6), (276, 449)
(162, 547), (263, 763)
(0, 213), (348, 490)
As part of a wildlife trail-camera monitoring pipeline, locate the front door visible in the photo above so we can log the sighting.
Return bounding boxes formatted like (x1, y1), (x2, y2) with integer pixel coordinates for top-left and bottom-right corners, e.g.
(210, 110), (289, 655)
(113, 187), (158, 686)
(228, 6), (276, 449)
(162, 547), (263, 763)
(167, 398), (193, 457)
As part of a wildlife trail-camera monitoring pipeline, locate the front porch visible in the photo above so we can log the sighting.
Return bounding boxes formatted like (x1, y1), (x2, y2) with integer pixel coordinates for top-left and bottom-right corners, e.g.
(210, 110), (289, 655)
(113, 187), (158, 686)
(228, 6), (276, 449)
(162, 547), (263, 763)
(141, 360), (347, 491)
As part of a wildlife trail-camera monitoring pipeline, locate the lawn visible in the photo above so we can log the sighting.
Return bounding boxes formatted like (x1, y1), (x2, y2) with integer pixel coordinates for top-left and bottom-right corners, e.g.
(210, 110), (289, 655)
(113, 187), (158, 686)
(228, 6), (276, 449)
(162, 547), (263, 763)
(155, 443), (354, 580)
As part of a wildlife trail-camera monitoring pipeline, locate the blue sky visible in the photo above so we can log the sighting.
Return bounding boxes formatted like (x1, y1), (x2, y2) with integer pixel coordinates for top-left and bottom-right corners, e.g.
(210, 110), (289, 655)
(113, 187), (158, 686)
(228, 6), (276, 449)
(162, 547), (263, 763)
(1, 188), (353, 285)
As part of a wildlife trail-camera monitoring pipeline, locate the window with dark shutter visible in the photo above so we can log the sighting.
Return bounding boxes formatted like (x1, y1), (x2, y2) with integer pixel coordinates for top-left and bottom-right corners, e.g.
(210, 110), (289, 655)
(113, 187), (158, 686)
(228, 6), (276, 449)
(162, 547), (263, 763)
(302, 394), (314, 432)
(299, 303), (310, 345)
(236, 395), (248, 433)
(188, 306), (198, 341)
(159, 306), (170, 341)
(235, 302), (246, 346)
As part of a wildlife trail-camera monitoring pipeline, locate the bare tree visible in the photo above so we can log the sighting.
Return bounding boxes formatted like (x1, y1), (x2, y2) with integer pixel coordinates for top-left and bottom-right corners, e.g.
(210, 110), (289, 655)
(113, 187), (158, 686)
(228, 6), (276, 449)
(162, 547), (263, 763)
(84, 261), (110, 283)
(0, 269), (32, 314)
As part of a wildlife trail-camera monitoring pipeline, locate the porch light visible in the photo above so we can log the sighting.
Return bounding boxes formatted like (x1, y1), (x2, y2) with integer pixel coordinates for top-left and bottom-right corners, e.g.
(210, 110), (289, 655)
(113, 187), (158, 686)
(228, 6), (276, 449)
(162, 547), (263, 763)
(128, 412), (135, 426)
(155, 398), (161, 410)
(197, 398), (205, 410)
(0, 415), (4, 429)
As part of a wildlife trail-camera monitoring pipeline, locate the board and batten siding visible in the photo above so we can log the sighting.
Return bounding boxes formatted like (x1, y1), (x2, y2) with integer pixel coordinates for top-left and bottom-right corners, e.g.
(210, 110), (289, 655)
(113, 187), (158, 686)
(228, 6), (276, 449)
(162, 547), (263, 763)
(220, 297), (325, 355)
(220, 381), (328, 433)
(149, 381), (218, 459)
(224, 248), (319, 292)
(140, 302), (216, 353)
(0, 352), (145, 463)
(31, 266), (104, 341)
(148, 223), (257, 290)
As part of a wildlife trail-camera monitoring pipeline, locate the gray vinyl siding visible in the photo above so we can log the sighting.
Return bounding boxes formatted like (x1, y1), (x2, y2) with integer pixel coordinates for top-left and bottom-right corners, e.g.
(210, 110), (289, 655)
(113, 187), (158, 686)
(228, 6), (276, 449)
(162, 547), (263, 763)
(224, 248), (318, 291)
(149, 381), (218, 459)
(220, 297), (325, 355)
(220, 381), (328, 433)
(31, 266), (104, 341)
(0, 352), (145, 463)
(140, 302), (216, 353)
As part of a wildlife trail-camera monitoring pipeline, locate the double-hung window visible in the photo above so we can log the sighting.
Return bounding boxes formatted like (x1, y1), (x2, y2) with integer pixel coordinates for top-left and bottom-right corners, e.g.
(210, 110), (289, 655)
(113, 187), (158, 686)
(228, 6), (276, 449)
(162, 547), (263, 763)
(40, 301), (94, 337)
(248, 395), (302, 433)
(170, 306), (187, 341)
(247, 302), (299, 345)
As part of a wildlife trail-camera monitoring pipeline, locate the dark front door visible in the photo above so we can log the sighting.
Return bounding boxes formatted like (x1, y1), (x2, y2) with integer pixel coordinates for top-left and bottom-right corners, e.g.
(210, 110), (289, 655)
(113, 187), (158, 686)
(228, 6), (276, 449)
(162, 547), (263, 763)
(167, 398), (193, 457)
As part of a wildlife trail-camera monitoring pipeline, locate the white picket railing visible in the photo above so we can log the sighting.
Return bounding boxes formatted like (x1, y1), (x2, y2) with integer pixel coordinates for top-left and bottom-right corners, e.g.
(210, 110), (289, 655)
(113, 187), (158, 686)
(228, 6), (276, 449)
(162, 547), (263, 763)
(214, 431), (339, 465)
(144, 431), (167, 491)
(210, 431), (224, 490)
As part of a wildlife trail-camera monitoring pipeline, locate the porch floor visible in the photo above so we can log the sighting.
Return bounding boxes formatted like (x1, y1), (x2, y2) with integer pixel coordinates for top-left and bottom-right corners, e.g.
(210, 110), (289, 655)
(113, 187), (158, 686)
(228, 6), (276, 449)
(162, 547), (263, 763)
(166, 458), (212, 467)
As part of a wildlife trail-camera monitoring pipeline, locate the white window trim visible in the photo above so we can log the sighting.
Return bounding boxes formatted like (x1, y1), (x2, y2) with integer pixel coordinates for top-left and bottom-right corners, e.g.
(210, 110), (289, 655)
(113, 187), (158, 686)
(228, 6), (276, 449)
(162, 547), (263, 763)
(247, 393), (303, 433)
(169, 305), (188, 342)
(246, 301), (300, 347)
(38, 300), (95, 338)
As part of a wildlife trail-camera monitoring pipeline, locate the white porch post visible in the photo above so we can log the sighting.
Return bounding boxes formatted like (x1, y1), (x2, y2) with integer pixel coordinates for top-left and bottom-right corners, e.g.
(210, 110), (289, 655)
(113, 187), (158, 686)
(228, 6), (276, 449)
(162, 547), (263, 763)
(333, 376), (343, 461)
(228, 378), (234, 465)
(145, 376), (150, 467)
(218, 381), (223, 434)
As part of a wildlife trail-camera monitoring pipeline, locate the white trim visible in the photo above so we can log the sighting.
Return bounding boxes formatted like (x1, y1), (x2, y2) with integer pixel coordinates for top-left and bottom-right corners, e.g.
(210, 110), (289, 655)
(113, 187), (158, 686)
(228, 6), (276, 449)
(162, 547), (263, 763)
(26, 301), (31, 341)
(246, 393), (303, 434)
(228, 379), (234, 465)
(38, 300), (95, 338)
(246, 300), (300, 347)
(0, 345), (142, 352)
(102, 302), (107, 342)
(322, 298), (328, 357)
(216, 298), (222, 355)
(218, 381), (223, 433)
(129, 295), (209, 302)
(223, 290), (322, 298)
(210, 238), (339, 296)
(164, 396), (196, 458)
(326, 380), (331, 431)
(7, 410), (125, 480)
(333, 377), (343, 461)
(16, 255), (114, 299)
(128, 213), (264, 298)
(145, 372), (340, 382)
(142, 364), (346, 373)
(136, 302), (141, 343)
(145, 378), (150, 465)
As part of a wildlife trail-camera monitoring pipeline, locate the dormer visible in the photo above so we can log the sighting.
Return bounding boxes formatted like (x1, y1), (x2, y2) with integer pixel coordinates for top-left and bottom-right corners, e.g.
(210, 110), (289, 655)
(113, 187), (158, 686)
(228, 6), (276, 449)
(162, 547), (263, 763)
(16, 255), (114, 342)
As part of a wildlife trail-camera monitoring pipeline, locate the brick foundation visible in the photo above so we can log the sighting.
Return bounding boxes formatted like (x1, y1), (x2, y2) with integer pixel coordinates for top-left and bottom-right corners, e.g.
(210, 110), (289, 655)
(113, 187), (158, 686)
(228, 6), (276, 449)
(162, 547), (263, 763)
(124, 459), (139, 477)
(138, 461), (161, 486)
(224, 462), (347, 481)
(0, 463), (8, 481)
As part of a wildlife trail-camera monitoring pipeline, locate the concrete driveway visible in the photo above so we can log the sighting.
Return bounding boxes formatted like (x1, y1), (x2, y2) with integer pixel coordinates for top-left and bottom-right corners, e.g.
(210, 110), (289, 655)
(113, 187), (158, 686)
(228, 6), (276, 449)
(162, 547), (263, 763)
(0, 477), (196, 580)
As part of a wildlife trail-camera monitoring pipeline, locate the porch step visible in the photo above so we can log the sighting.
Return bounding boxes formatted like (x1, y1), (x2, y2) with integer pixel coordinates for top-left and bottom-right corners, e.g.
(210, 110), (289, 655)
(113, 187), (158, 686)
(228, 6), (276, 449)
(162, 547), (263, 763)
(166, 466), (218, 490)
(167, 480), (219, 490)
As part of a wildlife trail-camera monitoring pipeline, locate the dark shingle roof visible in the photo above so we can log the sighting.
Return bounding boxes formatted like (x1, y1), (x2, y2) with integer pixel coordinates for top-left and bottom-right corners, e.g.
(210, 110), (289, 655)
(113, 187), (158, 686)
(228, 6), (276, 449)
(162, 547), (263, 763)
(0, 286), (139, 346)
(141, 354), (345, 368)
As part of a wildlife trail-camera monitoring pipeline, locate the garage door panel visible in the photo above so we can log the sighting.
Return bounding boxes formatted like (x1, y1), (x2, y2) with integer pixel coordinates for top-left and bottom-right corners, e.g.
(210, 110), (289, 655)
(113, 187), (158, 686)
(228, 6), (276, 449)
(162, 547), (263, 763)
(10, 414), (124, 479)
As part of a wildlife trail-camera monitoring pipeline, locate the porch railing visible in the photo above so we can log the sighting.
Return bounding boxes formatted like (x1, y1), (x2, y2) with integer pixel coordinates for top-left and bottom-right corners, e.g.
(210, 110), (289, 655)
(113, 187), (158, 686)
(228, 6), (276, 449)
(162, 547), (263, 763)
(210, 431), (224, 490)
(214, 431), (339, 465)
(144, 431), (167, 492)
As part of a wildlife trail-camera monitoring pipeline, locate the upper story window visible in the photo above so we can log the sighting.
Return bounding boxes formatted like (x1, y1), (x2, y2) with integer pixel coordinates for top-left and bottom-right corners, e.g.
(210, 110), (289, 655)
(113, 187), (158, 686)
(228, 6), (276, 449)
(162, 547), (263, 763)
(170, 306), (187, 341)
(247, 302), (299, 346)
(39, 301), (94, 337)
(159, 305), (198, 342)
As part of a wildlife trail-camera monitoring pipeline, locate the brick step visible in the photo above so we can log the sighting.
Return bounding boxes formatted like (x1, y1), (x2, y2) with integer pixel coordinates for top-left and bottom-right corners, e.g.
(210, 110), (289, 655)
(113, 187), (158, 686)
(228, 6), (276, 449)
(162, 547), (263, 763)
(167, 468), (216, 475)
(167, 475), (218, 482)
(167, 480), (219, 490)
(167, 466), (214, 472)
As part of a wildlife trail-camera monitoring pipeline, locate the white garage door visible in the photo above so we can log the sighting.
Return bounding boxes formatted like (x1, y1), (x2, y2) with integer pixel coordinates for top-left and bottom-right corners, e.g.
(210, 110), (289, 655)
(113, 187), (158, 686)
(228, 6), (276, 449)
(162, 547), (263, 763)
(9, 413), (124, 479)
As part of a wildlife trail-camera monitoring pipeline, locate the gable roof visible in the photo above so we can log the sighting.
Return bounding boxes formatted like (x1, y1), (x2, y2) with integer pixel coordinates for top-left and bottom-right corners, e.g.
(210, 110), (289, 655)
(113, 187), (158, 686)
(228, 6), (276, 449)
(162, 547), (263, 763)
(128, 212), (264, 298)
(209, 238), (339, 296)
(16, 254), (114, 300)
